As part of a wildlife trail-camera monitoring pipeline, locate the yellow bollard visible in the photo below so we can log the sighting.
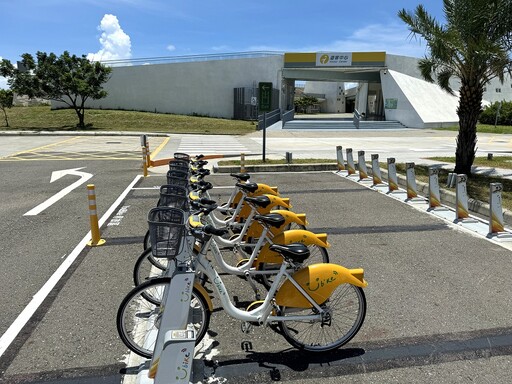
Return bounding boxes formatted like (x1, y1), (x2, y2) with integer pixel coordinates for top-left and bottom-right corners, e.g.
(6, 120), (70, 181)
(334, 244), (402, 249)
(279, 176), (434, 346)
(87, 184), (106, 246)
(146, 142), (151, 168)
(240, 152), (246, 173)
(142, 146), (148, 177)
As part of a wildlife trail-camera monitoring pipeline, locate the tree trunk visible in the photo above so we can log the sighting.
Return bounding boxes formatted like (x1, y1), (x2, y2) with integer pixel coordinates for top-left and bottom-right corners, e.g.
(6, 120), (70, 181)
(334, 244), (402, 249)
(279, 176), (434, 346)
(1, 108), (9, 127)
(454, 78), (482, 177)
(74, 107), (85, 128)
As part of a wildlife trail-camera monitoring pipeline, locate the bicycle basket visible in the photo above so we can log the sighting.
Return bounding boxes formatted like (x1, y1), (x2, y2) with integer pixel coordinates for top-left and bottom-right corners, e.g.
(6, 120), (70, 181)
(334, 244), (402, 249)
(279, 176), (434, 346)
(148, 207), (186, 258)
(157, 186), (189, 210)
(167, 169), (189, 179)
(174, 152), (190, 161)
(166, 175), (190, 188)
(169, 163), (190, 174)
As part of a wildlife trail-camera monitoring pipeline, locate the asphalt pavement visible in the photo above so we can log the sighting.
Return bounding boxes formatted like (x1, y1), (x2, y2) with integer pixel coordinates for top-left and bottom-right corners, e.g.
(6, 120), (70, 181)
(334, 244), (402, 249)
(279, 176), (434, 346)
(1, 131), (512, 383)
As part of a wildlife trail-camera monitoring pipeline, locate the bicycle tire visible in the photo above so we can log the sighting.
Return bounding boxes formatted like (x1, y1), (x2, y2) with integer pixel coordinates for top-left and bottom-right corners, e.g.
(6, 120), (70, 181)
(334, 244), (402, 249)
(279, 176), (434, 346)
(259, 244), (329, 288)
(133, 247), (167, 287)
(279, 284), (366, 352)
(117, 277), (211, 358)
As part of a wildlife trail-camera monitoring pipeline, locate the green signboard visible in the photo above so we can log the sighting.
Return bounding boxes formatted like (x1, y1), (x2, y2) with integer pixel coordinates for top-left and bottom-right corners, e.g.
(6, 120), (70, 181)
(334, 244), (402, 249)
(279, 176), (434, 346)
(258, 82), (272, 112)
(385, 98), (398, 109)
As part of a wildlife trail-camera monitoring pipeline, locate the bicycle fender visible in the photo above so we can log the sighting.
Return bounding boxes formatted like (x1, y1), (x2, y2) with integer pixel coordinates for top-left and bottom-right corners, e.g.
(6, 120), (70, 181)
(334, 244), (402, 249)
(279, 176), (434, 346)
(255, 229), (330, 265)
(194, 282), (213, 312)
(275, 264), (367, 308)
(244, 210), (308, 239)
(230, 184), (279, 209)
(238, 195), (292, 221)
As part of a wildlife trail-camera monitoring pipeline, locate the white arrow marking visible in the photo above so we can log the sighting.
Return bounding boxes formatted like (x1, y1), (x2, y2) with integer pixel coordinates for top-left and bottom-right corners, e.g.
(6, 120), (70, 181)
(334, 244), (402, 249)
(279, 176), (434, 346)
(24, 167), (93, 216)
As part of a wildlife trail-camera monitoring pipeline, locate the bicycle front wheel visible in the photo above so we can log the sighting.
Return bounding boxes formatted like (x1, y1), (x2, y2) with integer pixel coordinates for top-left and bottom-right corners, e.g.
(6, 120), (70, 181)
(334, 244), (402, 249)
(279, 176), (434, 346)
(279, 284), (366, 352)
(117, 277), (211, 358)
(133, 247), (167, 287)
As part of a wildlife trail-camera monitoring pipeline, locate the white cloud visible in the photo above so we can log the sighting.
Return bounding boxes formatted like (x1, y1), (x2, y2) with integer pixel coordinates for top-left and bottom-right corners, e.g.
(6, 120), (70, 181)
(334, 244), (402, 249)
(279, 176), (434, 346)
(87, 14), (132, 62)
(166, 44), (176, 52)
(247, 23), (428, 59)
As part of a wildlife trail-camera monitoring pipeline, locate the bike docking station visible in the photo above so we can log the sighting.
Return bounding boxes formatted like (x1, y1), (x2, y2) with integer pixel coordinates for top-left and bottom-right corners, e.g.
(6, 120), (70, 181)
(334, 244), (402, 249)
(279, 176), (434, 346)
(334, 146), (512, 248)
(133, 211), (198, 384)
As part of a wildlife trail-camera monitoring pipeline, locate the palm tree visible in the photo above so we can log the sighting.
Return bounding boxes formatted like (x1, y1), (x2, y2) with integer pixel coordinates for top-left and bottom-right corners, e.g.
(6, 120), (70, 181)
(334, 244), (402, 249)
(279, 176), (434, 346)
(398, 0), (512, 176)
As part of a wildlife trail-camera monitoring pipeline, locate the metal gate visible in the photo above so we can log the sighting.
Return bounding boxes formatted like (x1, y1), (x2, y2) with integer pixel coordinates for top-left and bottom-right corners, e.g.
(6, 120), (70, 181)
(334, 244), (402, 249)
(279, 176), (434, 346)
(234, 86), (280, 120)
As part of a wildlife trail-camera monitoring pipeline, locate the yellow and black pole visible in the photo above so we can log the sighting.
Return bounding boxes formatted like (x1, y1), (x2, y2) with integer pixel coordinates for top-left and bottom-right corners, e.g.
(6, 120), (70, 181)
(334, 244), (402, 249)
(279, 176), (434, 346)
(142, 146), (148, 177)
(240, 153), (246, 173)
(87, 184), (106, 246)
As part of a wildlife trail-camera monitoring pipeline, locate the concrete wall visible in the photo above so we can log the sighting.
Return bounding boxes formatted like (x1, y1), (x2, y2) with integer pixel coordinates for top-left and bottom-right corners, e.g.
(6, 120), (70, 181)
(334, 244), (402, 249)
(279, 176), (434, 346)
(303, 81), (345, 112)
(382, 69), (459, 128)
(64, 56), (283, 119)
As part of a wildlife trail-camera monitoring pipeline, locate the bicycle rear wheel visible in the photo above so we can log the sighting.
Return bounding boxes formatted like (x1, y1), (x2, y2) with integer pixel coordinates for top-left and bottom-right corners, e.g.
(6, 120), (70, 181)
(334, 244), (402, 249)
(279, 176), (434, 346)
(117, 277), (210, 358)
(279, 284), (366, 352)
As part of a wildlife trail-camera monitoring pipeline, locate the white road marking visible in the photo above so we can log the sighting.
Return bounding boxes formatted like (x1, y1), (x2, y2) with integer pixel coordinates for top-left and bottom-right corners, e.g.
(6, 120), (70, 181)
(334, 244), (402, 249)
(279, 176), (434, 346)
(24, 167), (93, 216)
(0, 175), (143, 358)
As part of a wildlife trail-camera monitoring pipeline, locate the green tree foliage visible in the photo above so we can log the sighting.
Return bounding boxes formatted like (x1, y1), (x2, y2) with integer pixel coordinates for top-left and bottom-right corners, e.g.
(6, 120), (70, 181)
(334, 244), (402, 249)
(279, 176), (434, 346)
(399, 0), (512, 176)
(295, 95), (319, 113)
(480, 101), (512, 126)
(0, 52), (112, 128)
(0, 89), (14, 127)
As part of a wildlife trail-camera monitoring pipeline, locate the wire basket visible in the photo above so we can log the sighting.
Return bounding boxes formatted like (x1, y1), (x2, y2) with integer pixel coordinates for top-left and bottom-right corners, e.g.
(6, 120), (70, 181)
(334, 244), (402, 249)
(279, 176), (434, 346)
(174, 152), (190, 161)
(169, 162), (190, 174)
(166, 176), (190, 188)
(158, 185), (189, 210)
(148, 207), (186, 259)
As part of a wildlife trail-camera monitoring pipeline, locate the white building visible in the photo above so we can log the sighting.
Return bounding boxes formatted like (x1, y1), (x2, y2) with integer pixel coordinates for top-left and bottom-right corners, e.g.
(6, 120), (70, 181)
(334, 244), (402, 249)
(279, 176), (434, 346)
(68, 51), (512, 129)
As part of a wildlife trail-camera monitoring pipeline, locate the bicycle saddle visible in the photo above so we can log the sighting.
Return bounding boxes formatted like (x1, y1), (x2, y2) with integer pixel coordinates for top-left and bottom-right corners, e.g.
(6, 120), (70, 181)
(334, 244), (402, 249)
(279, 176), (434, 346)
(269, 243), (310, 264)
(236, 182), (259, 193)
(253, 213), (286, 228)
(230, 172), (251, 181)
(244, 195), (271, 207)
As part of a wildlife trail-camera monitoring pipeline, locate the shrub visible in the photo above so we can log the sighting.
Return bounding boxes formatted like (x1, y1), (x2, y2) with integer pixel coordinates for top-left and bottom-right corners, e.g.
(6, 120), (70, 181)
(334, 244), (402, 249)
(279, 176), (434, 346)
(479, 101), (512, 126)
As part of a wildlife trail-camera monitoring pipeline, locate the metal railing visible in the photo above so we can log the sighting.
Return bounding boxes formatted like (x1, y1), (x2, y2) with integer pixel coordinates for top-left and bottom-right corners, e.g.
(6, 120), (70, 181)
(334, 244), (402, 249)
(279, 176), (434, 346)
(98, 51), (284, 67)
(282, 109), (295, 125)
(353, 109), (362, 129)
(258, 108), (281, 130)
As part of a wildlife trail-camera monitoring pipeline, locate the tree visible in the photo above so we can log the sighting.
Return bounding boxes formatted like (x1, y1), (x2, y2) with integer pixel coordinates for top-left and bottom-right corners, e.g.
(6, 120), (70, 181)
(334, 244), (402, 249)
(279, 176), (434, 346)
(0, 89), (13, 127)
(0, 51), (112, 128)
(295, 95), (319, 113)
(398, 0), (512, 175)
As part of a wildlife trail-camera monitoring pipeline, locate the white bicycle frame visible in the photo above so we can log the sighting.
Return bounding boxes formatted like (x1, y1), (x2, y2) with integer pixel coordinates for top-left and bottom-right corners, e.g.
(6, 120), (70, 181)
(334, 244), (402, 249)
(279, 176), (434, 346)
(192, 234), (325, 325)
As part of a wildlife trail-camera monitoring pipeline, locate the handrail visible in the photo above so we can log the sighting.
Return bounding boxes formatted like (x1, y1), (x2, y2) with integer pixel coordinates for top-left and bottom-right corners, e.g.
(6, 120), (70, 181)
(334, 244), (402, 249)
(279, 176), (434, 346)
(258, 108), (281, 130)
(353, 109), (361, 129)
(282, 109), (295, 124)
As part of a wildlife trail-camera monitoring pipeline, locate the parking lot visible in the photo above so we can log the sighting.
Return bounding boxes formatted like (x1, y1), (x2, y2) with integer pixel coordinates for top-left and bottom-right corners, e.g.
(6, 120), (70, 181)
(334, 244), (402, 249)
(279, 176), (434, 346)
(1, 133), (512, 383)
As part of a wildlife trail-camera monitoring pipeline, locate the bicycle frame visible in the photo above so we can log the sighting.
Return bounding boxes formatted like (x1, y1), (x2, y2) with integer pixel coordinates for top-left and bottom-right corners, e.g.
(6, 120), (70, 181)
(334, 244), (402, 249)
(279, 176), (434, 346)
(192, 239), (325, 325)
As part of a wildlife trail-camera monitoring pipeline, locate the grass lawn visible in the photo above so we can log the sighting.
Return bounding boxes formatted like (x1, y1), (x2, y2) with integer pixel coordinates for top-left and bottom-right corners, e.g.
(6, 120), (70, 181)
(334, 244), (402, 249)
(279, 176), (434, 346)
(2, 106), (257, 135)
(435, 124), (512, 134)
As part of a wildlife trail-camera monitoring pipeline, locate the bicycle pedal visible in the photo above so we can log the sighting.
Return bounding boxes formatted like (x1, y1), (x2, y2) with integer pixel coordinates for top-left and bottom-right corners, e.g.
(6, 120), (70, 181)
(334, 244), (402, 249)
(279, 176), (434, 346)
(241, 322), (253, 334)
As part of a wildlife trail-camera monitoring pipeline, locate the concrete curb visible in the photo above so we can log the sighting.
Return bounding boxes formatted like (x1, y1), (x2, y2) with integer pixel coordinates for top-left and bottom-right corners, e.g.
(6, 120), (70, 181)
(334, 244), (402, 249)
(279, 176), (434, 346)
(214, 163), (338, 173)
(0, 130), (169, 137)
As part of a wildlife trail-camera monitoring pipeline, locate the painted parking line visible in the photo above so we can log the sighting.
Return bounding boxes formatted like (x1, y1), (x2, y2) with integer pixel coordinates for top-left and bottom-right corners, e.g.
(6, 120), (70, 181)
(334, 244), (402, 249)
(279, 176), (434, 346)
(0, 175), (143, 358)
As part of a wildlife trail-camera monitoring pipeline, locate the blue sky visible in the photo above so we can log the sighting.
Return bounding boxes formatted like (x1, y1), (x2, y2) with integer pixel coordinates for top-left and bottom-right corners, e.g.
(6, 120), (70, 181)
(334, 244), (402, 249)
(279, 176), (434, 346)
(0, 0), (446, 88)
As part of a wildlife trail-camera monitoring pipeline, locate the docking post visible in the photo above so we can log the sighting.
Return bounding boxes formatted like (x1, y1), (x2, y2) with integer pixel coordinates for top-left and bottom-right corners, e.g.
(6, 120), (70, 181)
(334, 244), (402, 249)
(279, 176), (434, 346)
(86, 184), (106, 246)
(488, 183), (512, 238)
(406, 162), (420, 200)
(358, 151), (369, 180)
(371, 154), (383, 185)
(346, 148), (356, 175)
(387, 158), (399, 192)
(455, 174), (470, 221)
(336, 145), (346, 171)
(428, 167), (442, 209)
